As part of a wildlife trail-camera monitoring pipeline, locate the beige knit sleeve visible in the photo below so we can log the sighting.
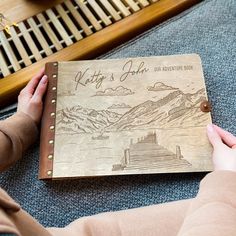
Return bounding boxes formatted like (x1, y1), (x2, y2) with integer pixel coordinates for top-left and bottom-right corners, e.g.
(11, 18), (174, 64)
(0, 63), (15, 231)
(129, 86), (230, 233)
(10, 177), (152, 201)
(177, 170), (236, 236)
(0, 112), (38, 171)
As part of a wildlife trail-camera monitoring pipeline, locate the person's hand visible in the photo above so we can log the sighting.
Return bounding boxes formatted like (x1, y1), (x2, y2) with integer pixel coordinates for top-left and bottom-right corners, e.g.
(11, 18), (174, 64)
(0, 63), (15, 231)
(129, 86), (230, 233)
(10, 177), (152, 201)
(207, 124), (236, 172)
(17, 68), (48, 125)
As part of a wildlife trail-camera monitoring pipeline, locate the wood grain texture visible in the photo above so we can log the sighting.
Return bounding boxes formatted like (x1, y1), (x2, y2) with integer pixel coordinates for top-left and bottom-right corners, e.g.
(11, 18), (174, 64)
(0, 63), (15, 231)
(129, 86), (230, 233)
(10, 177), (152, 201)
(87, 0), (112, 26)
(111, 0), (131, 17)
(37, 13), (63, 51)
(46, 9), (73, 46)
(64, 0), (93, 36)
(18, 22), (43, 61)
(75, 0), (103, 31)
(99, 0), (122, 21)
(0, 0), (65, 23)
(55, 4), (83, 41)
(27, 17), (53, 56)
(0, 51), (10, 77)
(0, 31), (21, 71)
(9, 27), (32, 66)
(40, 54), (212, 179)
(0, 0), (201, 107)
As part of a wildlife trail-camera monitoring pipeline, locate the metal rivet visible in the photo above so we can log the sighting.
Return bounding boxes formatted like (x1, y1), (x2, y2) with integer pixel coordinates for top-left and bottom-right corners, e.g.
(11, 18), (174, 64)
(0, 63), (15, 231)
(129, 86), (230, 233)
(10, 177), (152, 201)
(52, 99), (56, 104)
(53, 74), (57, 78)
(49, 140), (54, 144)
(50, 125), (55, 130)
(200, 101), (211, 112)
(52, 87), (56, 91)
(48, 154), (53, 160)
(47, 170), (52, 176)
(50, 112), (55, 117)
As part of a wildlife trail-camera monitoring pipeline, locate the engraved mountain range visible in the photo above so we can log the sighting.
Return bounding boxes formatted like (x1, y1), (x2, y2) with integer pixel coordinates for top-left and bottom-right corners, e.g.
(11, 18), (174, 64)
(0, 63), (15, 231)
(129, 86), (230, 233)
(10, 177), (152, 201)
(56, 106), (122, 134)
(56, 88), (207, 134)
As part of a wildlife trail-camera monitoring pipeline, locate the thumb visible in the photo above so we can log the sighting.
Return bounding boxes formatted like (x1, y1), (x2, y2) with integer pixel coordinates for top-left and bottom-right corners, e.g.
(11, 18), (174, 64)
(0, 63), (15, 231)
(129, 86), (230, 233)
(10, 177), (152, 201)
(207, 124), (223, 148)
(32, 75), (48, 102)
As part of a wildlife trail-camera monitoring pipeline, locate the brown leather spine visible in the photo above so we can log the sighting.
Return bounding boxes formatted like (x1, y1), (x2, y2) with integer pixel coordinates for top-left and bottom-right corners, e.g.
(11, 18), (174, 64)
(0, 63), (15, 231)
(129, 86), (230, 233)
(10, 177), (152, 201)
(39, 62), (58, 180)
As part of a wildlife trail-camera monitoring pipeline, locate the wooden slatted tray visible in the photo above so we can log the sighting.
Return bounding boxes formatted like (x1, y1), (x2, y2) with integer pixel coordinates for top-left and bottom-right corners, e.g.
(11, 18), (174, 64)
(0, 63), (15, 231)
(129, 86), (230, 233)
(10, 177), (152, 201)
(0, 0), (200, 107)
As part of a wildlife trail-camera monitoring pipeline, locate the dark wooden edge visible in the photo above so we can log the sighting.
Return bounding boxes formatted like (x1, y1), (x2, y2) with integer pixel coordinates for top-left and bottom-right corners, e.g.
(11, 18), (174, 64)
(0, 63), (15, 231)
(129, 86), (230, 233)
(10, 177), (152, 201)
(39, 62), (58, 180)
(0, 0), (202, 108)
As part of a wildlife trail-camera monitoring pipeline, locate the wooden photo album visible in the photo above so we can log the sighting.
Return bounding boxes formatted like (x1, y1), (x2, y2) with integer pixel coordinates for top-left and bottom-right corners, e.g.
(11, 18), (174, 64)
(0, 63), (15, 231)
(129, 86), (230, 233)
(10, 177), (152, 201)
(39, 54), (212, 179)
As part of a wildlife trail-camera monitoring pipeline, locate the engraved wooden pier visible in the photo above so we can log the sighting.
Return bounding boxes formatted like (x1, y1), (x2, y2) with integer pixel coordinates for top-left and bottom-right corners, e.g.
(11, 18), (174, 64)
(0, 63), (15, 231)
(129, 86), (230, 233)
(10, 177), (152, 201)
(112, 132), (191, 171)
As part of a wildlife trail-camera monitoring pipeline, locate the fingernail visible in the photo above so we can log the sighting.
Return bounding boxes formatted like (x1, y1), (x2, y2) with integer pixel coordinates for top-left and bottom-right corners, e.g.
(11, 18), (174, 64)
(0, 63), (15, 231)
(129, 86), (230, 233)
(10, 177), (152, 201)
(41, 75), (48, 84)
(207, 124), (214, 132)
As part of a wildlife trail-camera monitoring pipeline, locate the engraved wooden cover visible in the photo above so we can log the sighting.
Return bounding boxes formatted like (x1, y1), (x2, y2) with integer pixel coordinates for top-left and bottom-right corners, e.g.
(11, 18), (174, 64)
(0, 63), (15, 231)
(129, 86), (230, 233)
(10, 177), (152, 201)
(39, 54), (213, 180)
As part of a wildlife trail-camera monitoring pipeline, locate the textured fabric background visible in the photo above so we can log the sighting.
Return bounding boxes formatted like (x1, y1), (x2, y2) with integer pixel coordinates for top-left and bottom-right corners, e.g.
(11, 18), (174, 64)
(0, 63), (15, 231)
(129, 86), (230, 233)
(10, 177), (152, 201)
(0, 0), (235, 227)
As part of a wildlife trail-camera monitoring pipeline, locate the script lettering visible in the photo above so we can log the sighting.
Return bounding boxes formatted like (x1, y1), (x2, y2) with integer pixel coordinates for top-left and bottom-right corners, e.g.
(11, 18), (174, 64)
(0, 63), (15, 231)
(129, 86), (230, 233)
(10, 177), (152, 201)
(74, 69), (107, 90)
(120, 60), (149, 82)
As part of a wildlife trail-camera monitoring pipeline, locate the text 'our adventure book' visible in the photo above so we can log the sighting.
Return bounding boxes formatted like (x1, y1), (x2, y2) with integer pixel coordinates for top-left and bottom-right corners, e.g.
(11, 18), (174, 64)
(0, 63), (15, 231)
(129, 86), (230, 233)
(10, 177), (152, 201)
(39, 54), (212, 180)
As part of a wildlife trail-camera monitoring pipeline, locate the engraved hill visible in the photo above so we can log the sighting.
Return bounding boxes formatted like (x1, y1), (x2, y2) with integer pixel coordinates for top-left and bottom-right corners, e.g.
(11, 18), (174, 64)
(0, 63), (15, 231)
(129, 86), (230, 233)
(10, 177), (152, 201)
(56, 89), (208, 133)
(105, 88), (208, 131)
(56, 106), (122, 134)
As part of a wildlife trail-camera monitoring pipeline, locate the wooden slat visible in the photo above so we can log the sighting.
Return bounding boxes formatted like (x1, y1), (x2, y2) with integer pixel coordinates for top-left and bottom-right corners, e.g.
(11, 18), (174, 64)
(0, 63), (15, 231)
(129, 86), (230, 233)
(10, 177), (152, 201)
(74, 0), (102, 31)
(0, 31), (21, 71)
(55, 4), (83, 41)
(27, 18), (53, 56)
(87, 0), (112, 26)
(125, 0), (140, 12)
(138, 0), (150, 7)
(46, 9), (73, 46)
(37, 13), (63, 51)
(18, 22), (42, 61)
(0, 0), (201, 107)
(110, 0), (131, 17)
(99, 0), (122, 21)
(9, 27), (32, 66)
(0, 50), (10, 76)
(64, 0), (93, 36)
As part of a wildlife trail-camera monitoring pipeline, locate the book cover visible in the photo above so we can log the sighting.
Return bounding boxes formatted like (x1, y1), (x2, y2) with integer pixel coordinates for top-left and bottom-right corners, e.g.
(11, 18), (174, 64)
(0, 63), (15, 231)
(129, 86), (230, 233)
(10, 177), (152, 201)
(39, 54), (212, 179)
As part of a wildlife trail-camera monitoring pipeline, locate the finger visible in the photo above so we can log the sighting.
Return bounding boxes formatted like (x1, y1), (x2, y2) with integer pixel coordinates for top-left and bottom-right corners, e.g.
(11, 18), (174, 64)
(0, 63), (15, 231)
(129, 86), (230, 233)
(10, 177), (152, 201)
(23, 68), (45, 95)
(31, 75), (48, 102)
(207, 124), (224, 148)
(213, 124), (236, 148)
